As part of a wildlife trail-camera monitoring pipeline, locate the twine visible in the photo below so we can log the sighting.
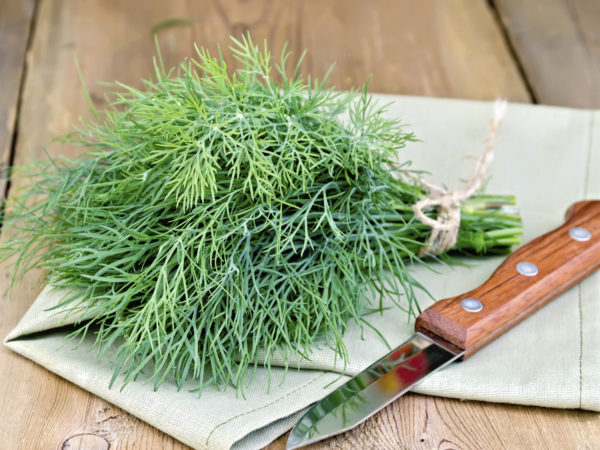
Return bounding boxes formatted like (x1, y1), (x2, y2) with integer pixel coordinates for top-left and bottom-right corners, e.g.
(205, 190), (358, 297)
(413, 98), (507, 257)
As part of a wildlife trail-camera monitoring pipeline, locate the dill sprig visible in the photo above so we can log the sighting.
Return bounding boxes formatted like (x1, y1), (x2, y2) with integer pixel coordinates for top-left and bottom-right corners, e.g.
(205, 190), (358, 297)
(1, 36), (522, 392)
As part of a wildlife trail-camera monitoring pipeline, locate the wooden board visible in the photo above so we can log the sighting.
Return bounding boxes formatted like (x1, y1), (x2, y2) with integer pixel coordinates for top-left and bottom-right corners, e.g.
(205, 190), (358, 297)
(0, 1), (193, 448)
(0, 0), (36, 200)
(495, 0), (600, 108)
(0, 1), (595, 449)
(282, 393), (600, 449)
(185, 0), (530, 100)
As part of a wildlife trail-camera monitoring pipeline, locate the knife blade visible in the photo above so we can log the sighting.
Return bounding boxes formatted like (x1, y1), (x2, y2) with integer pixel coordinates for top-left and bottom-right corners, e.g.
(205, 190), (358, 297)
(286, 200), (600, 449)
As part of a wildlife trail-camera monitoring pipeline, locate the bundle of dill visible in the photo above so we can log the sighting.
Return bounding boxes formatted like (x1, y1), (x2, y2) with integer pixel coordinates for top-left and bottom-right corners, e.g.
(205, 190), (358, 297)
(1, 36), (522, 392)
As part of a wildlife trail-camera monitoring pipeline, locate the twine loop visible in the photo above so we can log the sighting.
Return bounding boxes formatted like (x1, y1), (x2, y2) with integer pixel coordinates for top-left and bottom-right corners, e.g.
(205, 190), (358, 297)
(413, 99), (507, 257)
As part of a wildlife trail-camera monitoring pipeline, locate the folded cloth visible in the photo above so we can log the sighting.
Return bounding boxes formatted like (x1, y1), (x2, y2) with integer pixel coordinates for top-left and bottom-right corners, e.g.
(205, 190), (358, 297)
(5, 95), (600, 450)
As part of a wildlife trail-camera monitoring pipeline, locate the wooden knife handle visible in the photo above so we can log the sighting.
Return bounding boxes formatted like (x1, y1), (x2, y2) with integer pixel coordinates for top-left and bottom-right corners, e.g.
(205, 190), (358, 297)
(415, 200), (600, 358)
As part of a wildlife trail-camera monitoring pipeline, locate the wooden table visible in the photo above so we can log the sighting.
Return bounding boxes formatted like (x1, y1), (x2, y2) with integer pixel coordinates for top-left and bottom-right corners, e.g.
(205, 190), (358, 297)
(1, 1), (599, 448)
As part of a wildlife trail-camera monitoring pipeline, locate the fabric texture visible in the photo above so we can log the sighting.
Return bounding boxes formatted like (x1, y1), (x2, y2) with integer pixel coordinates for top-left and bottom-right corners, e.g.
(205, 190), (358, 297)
(5, 95), (600, 449)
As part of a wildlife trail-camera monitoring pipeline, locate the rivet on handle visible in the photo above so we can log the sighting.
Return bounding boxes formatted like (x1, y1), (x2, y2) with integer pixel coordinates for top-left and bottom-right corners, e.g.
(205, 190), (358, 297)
(516, 261), (539, 276)
(569, 227), (591, 242)
(461, 297), (483, 312)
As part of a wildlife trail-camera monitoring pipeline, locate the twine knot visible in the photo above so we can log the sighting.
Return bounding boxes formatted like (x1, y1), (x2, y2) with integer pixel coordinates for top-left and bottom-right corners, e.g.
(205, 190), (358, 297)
(413, 99), (507, 257)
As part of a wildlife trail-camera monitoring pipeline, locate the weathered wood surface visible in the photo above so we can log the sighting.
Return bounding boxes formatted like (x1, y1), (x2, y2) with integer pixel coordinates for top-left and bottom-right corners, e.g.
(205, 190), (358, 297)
(0, 0), (35, 200)
(0, 0), (596, 449)
(495, 0), (600, 108)
(288, 393), (600, 450)
(184, 0), (530, 100)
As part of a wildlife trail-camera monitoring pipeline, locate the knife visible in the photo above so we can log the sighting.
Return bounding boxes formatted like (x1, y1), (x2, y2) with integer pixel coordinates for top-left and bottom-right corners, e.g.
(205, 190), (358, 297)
(286, 200), (600, 449)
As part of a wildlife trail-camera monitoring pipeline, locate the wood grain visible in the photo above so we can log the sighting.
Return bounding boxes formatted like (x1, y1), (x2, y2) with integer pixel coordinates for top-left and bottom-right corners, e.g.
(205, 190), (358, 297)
(0, 0), (193, 448)
(185, 0), (530, 100)
(416, 201), (600, 356)
(494, 0), (600, 107)
(0, 1), (595, 449)
(269, 393), (600, 450)
(0, 0), (36, 201)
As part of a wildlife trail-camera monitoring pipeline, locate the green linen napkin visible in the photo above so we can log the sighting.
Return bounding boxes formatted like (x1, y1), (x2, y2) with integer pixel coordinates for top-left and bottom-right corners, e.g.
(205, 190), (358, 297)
(5, 95), (600, 450)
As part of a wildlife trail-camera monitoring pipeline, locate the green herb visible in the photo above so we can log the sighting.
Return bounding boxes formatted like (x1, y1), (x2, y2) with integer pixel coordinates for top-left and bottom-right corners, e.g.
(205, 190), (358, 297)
(1, 35), (522, 393)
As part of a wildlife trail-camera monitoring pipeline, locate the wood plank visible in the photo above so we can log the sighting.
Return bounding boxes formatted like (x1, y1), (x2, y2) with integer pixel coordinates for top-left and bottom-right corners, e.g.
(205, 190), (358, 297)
(269, 393), (600, 450)
(0, 0), (35, 200)
(0, 0), (193, 448)
(1, 1), (591, 449)
(494, 0), (600, 108)
(186, 0), (530, 100)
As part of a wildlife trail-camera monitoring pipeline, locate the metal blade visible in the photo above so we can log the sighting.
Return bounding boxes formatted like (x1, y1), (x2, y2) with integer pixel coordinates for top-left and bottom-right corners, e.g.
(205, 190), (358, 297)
(286, 333), (463, 449)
